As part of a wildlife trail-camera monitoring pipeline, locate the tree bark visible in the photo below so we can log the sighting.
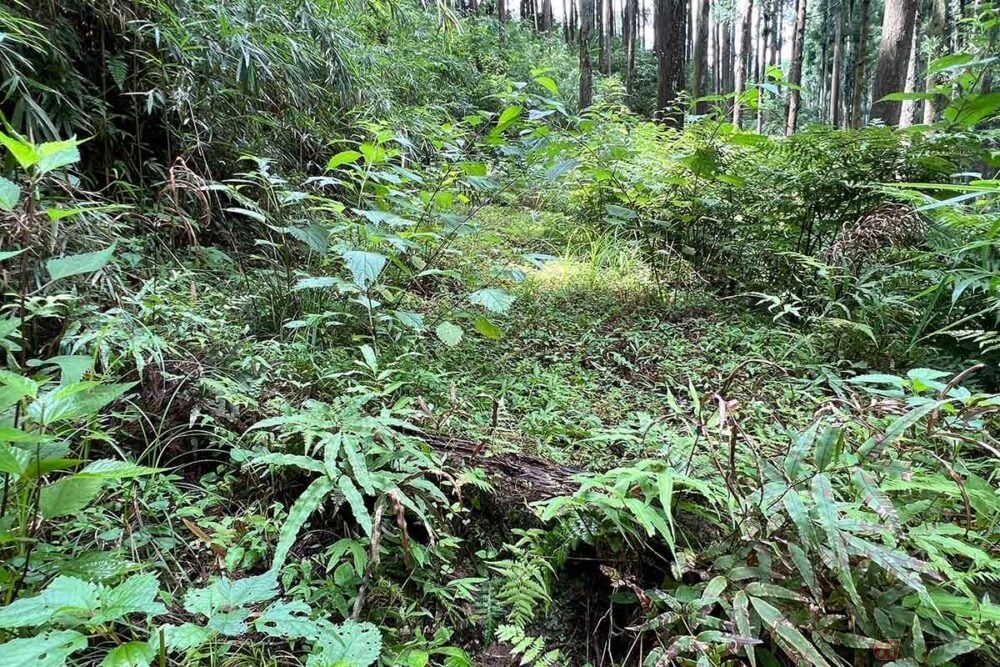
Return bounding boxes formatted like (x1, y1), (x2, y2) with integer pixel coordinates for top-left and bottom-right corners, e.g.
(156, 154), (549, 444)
(923, 0), (948, 124)
(870, 0), (918, 124)
(830, 0), (844, 126)
(580, 0), (595, 110)
(899, 0), (922, 127)
(850, 0), (871, 127)
(693, 0), (710, 113)
(625, 0), (638, 96)
(732, 0), (753, 127)
(656, 0), (688, 126)
(785, 0), (807, 134)
(600, 0), (613, 73)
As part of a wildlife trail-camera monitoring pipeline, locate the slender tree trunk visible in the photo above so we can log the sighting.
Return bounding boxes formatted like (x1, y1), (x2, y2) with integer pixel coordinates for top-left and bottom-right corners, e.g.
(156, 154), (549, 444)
(625, 0), (638, 96)
(899, 0), (922, 127)
(722, 18), (734, 95)
(870, 0), (919, 124)
(656, 0), (688, 126)
(785, 0), (807, 134)
(923, 0), (947, 123)
(850, 0), (871, 127)
(830, 0), (844, 126)
(756, 0), (767, 132)
(601, 0), (613, 72)
(581, 0), (595, 109)
(733, 0), (751, 126)
(768, 0), (779, 66)
(693, 0), (710, 112)
(597, 0), (609, 74)
(564, 0), (572, 41)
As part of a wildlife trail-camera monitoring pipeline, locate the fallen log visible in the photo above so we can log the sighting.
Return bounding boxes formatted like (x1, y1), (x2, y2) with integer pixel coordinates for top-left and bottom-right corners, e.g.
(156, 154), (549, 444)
(423, 432), (584, 502)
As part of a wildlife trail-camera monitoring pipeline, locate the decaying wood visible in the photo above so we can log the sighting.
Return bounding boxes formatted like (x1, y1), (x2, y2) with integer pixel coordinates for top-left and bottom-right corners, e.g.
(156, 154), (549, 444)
(423, 432), (584, 502)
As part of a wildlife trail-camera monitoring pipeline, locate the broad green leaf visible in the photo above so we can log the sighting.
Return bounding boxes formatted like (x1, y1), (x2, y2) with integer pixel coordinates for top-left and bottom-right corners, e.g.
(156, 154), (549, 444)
(36, 138), (83, 173)
(255, 600), (318, 640)
(157, 623), (213, 652)
(928, 53), (975, 74)
(534, 76), (559, 95)
(271, 476), (337, 572)
(46, 244), (116, 282)
(468, 288), (515, 314)
(97, 573), (166, 622)
(750, 596), (831, 667)
(101, 641), (154, 667)
(813, 427), (841, 472)
(474, 317), (503, 340)
(494, 105), (522, 132)
(341, 250), (387, 290)
(0, 130), (38, 169)
(39, 475), (104, 518)
(0, 175), (20, 210)
(0, 630), (87, 666)
(435, 322), (463, 347)
(785, 421), (819, 480)
(326, 150), (363, 170)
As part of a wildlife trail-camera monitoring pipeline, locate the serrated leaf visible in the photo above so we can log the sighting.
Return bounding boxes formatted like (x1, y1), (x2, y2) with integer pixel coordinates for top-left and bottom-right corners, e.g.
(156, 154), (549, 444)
(468, 288), (515, 314)
(271, 476), (336, 572)
(36, 139), (82, 173)
(98, 573), (166, 623)
(0, 175), (20, 210)
(158, 623), (213, 652)
(339, 475), (372, 537)
(255, 600), (320, 640)
(341, 250), (386, 290)
(435, 322), (463, 347)
(46, 244), (116, 282)
(308, 620), (382, 667)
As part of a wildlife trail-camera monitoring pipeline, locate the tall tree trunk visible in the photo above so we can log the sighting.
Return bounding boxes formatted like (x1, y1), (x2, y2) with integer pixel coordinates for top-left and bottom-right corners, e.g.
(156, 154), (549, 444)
(656, 0), (688, 126)
(693, 0), (710, 112)
(625, 0), (638, 96)
(785, 0), (807, 134)
(580, 0), (595, 109)
(722, 18), (734, 95)
(899, 0), (922, 127)
(768, 0), (779, 66)
(850, 0), (871, 127)
(597, 0), (608, 74)
(756, 0), (768, 132)
(830, 0), (844, 126)
(601, 0), (613, 73)
(923, 0), (947, 123)
(564, 0), (572, 42)
(870, 0), (918, 124)
(731, 0), (751, 127)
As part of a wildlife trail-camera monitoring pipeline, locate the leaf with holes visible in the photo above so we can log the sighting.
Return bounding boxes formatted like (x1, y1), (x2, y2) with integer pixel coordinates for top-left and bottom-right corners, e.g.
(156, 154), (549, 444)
(0, 630), (87, 666)
(308, 620), (382, 667)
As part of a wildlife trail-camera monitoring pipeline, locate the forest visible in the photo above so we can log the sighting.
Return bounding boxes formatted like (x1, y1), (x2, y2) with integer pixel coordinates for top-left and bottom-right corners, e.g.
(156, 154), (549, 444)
(0, 0), (998, 665)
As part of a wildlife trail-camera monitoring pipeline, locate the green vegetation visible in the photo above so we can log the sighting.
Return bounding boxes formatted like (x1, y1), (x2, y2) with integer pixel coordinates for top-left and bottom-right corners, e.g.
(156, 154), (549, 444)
(0, 1), (998, 666)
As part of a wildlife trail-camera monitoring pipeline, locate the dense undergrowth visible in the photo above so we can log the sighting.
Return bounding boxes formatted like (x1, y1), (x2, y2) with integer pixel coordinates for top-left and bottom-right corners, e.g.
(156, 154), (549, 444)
(1, 1), (999, 666)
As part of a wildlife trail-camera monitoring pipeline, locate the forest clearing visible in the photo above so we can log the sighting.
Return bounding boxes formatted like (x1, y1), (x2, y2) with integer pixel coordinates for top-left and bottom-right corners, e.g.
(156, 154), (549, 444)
(0, 0), (998, 665)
